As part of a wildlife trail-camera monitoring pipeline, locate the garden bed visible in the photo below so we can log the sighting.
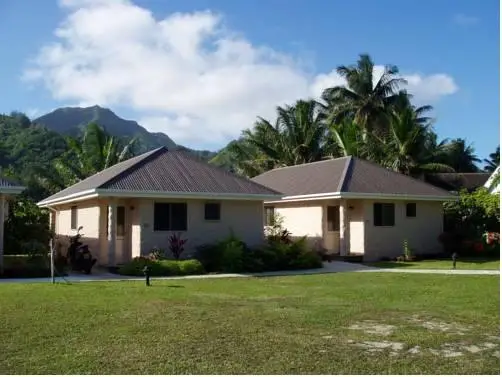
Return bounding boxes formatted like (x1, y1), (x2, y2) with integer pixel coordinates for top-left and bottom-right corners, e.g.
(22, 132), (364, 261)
(0, 255), (51, 279)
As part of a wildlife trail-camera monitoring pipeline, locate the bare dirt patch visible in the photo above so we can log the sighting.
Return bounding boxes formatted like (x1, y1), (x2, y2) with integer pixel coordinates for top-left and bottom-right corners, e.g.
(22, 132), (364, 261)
(347, 321), (396, 336)
(343, 317), (500, 359)
(353, 340), (404, 356)
(409, 315), (471, 335)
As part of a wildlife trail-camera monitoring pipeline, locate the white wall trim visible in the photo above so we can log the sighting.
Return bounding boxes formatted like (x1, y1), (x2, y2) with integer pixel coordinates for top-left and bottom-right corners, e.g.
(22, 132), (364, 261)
(38, 188), (282, 207)
(339, 192), (457, 201)
(264, 191), (456, 204)
(96, 189), (282, 202)
(37, 189), (98, 207)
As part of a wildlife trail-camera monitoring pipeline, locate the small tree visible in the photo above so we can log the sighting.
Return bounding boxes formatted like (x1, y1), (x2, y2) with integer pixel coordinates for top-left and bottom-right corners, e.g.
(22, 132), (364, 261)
(264, 213), (292, 243)
(444, 188), (500, 238)
(4, 196), (52, 257)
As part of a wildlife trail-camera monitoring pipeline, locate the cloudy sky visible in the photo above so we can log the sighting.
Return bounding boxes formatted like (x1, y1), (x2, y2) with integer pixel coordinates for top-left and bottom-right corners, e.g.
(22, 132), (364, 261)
(0, 0), (499, 157)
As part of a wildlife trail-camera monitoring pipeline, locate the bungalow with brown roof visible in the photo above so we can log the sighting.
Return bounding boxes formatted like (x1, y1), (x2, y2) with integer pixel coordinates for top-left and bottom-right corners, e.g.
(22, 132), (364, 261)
(37, 147), (281, 267)
(252, 157), (456, 262)
(0, 177), (25, 273)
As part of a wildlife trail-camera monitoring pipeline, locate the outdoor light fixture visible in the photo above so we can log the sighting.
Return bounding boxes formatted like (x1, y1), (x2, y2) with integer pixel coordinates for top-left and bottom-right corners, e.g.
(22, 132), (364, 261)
(143, 265), (151, 286)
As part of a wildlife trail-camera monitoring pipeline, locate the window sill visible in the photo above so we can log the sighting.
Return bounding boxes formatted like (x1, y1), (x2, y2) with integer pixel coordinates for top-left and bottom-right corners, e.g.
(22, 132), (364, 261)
(153, 229), (188, 232)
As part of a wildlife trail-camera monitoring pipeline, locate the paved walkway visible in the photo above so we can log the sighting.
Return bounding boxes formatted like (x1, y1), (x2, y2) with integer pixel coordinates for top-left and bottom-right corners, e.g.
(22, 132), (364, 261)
(0, 261), (498, 284)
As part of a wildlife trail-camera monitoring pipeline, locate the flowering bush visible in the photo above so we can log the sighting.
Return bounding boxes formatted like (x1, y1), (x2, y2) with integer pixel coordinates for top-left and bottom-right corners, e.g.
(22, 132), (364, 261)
(484, 232), (500, 246)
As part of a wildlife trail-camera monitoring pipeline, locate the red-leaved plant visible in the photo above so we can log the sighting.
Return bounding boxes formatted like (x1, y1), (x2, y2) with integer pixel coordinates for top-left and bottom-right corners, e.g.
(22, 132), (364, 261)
(168, 233), (188, 260)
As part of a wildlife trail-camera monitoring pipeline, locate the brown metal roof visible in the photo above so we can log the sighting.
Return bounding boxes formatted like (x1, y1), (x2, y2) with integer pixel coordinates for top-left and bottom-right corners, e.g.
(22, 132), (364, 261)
(39, 147), (280, 204)
(251, 157), (350, 196)
(252, 156), (454, 198)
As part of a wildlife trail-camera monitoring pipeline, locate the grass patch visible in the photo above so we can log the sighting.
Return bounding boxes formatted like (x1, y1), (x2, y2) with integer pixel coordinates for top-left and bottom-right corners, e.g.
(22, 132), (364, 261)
(368, 259), (500, 270)
(0, 273), (499, 374)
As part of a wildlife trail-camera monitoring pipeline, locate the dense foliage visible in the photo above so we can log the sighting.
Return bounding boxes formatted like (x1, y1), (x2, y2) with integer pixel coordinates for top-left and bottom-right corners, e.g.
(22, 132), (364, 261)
(4, 195), (52, 256)
(441, 188), (500, 257)
(444, 188), (500, 236)
(210, 54), (491, 178)
(195, 233), (322, 274)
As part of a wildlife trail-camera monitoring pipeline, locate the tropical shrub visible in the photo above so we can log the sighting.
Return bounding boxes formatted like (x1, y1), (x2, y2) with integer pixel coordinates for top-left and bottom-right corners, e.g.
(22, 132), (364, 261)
(444, 188), (500, 236)
(441, 188), (500, 257)
(168, 233), (188, 260)
(195, 234), (247, 273)
(195, 233), (322, 273)
(260, 237), (323, 271)
(178, 259), (205, 275)
(4, 197), (52, 255)
(117, 257), (204, 276)
(0, 255), (51, 278)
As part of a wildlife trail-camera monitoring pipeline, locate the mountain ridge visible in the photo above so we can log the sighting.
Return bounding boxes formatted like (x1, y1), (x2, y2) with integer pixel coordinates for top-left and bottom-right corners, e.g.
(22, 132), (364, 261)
(34, 105), (180, 154)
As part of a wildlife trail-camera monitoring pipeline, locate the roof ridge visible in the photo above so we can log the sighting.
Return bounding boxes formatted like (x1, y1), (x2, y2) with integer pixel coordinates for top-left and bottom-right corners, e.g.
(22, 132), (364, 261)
(355, 157), (454, 196)
(43, 147), (165, 197)
(97, 146), (167, 189)
(255, 156), (351, 177)
(170, 149), (283, 195)
(337, 156), (353, 192)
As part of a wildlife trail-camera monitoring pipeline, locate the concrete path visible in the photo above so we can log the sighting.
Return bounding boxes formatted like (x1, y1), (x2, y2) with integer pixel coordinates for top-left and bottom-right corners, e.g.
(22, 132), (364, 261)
(0, 261), (498, 284)
(359, 267), (500, 275)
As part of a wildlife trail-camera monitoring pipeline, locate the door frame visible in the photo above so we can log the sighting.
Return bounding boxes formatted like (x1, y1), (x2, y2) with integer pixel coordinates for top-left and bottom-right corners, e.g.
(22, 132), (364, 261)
(323, 204), (340, 254)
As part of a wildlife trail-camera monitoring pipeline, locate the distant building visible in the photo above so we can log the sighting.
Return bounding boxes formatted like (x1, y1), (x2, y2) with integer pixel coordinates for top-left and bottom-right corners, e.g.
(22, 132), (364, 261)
(424, 172), (491, 193)
(483, 166), (500, 194)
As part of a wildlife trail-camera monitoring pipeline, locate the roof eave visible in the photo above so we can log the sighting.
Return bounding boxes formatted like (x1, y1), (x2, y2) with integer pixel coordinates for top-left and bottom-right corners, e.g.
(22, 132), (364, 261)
(0, 186), (26, 195)
(96, 189), (283, 201)
(264, 191), (457, 204)
(37, 189), (98, 207)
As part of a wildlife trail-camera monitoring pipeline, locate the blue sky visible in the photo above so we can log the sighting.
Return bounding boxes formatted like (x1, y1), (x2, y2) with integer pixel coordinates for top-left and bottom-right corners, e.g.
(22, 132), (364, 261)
(0, 0), (499, 160)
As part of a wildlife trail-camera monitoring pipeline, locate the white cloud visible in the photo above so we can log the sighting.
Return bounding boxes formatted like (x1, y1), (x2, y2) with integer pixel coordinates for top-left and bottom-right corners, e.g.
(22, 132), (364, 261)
(312, 68), (458, 106)
(453, 13), (479, 26)
(25, 108), (42, 118)
(24, 0), (459, 147)
(405, 73), (458, 104)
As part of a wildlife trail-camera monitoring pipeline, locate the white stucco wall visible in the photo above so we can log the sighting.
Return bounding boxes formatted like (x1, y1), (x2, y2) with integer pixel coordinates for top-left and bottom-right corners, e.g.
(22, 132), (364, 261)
(275, 203), (324, 238)
(363, 200), (443, 261)
(138, 198), (265, 257)
(55, 200), (102, 261)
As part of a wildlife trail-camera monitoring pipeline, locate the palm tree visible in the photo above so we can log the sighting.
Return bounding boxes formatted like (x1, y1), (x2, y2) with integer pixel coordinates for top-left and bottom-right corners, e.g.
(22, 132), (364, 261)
(210, 138), (273, 178)
(321, 54), (407, 133)
(330, 120), (368, 158)
(40, 123), (137, 192)
(483, 146), (500, 172)
(239, 99), (331, 172)
(213, 100), (333, 177)
(440, 138), (481, 173)
(374, 105), (453, 176)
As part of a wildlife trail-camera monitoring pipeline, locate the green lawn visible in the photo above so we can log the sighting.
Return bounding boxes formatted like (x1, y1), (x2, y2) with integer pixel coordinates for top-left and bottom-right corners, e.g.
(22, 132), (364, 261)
(368, 259), (500, 270)
(0, 273), (499, 374)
